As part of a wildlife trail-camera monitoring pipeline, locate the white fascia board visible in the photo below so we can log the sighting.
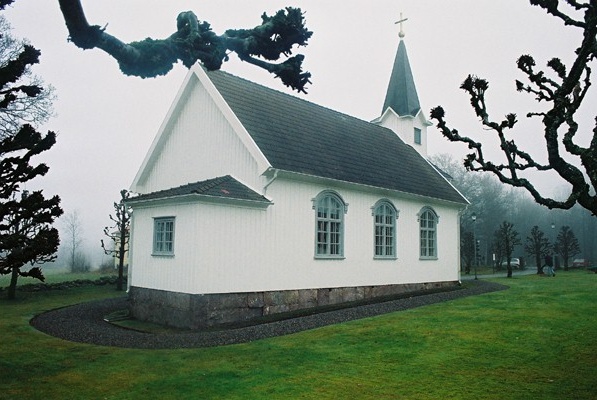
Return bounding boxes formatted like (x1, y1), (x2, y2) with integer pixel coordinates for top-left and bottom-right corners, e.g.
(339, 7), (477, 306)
(414, 109), (433, 127)
(423, 159), (470, 206)
(127, 193), (273, 210)
(370, 107), (398, 124)
(130, 66), (272, 192)
(192, 65), (272, 175)
(130, 69), (197, 191)
(373, 107), (432, 127)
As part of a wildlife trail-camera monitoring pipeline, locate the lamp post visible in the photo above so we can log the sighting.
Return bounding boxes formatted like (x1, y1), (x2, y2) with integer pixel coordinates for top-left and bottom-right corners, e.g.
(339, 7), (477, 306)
(472, 213), (477, 280)
(551, 222), (556, 270)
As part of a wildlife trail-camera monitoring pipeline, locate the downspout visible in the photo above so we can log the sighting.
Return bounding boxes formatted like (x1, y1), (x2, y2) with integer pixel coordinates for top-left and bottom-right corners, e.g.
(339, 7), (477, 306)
(263, 169), (279, 196)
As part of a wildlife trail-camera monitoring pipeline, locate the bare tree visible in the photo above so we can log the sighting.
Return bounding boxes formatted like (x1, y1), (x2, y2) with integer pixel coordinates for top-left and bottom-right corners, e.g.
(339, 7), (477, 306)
(58, 0), (312, 92)
(430, 1), (597, 216)
(62, 210), (87, 272)
(101, 190), (131, 291)
(524, 225), (551, 274)
(494, 221), (521, 278)
(554, 225), (581, 269)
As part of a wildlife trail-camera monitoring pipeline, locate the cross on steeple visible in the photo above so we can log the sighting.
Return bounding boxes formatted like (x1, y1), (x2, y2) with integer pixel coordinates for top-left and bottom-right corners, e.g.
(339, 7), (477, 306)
(395, 12), (408, 39)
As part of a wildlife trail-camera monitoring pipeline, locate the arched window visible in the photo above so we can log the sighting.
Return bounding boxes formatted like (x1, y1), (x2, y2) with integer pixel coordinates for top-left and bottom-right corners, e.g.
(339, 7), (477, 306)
(313, 191), (347, 258)
(419, 207), (439, 259)
(372, 200), (398, 258)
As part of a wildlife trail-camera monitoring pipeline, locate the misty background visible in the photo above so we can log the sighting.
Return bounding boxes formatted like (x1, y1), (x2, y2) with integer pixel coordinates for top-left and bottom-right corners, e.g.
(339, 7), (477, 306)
(2, 1), (595, 269)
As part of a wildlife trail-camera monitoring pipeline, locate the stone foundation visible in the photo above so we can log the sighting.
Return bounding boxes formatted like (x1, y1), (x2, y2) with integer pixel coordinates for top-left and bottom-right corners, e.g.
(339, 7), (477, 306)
(129, 281), (458, 330)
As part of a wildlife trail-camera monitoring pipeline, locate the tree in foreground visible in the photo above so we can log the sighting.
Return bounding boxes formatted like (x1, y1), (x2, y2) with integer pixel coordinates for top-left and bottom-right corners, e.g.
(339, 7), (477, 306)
(0, 127), (63, 299)
(101, 190), (131, 291)
(58, 0), (313, 93)
(0, 16), (55, 139)
(0, 3), (62, 299)
(524, 225), (551, 274)
(431, 1), (597, 216)
(494, 221), (521, 278)
(554, 225), (581, 270)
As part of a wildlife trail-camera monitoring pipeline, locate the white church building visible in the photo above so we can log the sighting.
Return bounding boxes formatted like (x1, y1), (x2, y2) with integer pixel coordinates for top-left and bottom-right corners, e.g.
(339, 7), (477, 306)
(126, 35), (468, 329)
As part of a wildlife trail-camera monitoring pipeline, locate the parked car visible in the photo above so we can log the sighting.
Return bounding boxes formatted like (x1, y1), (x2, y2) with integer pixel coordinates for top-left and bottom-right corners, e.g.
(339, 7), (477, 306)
(501, 258), (520, 269)
(572, 258), (591, 268)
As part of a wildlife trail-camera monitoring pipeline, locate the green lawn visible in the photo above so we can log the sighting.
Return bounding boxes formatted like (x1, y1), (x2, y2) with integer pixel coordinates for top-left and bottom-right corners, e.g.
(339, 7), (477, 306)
(1, 271), (596, 399)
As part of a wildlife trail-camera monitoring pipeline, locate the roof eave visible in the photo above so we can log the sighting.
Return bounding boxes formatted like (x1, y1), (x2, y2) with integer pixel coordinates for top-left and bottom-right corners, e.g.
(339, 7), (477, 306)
(270, 169), (468, 208)
(127, 192), (273, 209)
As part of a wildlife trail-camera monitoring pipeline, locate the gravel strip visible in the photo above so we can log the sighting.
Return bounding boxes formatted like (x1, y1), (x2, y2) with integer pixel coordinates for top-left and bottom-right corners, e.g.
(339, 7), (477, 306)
(30, 280), (507, 349)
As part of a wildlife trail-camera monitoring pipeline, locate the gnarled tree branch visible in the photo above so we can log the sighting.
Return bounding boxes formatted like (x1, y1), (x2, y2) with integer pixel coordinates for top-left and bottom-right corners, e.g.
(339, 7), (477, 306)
(431, 0), (597, 215)
(58, 0), (313, 93)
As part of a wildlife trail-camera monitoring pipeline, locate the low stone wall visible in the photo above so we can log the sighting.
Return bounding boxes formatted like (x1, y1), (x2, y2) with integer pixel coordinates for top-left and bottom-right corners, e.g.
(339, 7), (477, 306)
(129, 281), (458, 330)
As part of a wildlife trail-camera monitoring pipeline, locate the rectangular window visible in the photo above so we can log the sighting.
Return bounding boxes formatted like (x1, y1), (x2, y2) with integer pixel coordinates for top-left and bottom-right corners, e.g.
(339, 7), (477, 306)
(153, 217), (175, 255)
(414, 128), (422, 145)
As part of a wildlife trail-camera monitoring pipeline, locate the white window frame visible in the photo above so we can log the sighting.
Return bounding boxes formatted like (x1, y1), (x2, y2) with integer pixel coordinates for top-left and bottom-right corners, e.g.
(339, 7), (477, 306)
(418, 207), (438, 259)
(372, 200), (398, 259)
(313, 191), (347, 259)
(153, 217), (175, 256)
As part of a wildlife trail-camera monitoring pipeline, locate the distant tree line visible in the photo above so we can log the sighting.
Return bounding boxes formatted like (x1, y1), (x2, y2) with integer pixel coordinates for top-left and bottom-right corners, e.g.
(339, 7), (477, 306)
(431, 154), (594, 276)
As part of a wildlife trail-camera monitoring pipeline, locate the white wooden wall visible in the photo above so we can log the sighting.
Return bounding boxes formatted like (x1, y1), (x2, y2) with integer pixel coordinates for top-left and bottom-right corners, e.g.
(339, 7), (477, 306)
(376, 110), (429, 157)
(130, 177), (463, 295)
(133, 76), (264, 195)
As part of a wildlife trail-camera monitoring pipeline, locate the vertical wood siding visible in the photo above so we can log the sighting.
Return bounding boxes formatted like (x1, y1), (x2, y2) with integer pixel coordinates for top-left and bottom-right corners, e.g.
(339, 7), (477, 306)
(137, 78), (262, 194)
(130, 177), (463, 295)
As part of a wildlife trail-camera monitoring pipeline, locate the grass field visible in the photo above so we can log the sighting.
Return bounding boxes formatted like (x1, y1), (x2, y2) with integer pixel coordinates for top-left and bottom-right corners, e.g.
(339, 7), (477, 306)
(1, 271), (596, 399)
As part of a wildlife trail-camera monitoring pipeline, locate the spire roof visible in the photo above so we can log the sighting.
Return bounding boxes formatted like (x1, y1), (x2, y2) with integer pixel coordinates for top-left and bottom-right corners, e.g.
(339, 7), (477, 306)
(381, 39), (421, 117)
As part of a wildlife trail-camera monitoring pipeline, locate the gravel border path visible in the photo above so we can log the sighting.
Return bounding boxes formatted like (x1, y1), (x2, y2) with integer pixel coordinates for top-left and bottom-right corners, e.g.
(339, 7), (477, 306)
(30, 280), (507, 349)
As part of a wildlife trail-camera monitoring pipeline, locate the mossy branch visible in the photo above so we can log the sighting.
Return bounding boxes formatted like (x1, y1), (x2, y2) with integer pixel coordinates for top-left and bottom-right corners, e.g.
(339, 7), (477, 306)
(58, 0), (312, 92)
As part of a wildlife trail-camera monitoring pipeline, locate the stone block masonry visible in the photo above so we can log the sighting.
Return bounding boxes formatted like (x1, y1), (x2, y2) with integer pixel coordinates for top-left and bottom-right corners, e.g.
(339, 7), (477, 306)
(129, 281), (458, 330)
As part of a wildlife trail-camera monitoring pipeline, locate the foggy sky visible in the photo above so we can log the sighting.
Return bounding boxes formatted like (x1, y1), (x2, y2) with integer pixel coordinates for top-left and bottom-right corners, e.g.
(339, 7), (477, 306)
(3, 1), (591, 264)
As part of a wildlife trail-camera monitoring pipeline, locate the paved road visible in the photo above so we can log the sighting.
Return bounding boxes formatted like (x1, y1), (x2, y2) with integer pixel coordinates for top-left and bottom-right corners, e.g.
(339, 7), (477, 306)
(461, 268), (538, 280)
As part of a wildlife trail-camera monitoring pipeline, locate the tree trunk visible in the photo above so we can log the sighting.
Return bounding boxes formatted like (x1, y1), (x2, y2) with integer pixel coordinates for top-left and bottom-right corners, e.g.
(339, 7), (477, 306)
(117, 247), (125, 291)
(116, 214), (128, 291)
(536, 254), (543, 274)
(7, 267), (18, 300)
(507, 265), (513, 278)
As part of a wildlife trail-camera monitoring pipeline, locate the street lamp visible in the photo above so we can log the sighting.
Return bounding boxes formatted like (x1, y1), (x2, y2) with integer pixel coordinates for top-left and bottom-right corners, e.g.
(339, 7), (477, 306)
(551, 222), (556, 270)
(472, 213), (477, 280)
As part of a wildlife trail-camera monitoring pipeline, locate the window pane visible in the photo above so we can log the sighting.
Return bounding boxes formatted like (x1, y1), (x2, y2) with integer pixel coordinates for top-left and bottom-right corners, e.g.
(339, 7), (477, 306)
(154, 218), (174, 254)
(373, 202), (396, 257)
(315, 194), (344, 256)
(419, 209), (437, 258)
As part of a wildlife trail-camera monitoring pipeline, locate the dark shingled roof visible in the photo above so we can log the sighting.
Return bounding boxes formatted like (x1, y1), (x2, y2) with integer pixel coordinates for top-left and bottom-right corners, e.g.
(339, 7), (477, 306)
(382, 40), (421, 117)
(207, 70), (467, 205)
(131, 175), (270, 203)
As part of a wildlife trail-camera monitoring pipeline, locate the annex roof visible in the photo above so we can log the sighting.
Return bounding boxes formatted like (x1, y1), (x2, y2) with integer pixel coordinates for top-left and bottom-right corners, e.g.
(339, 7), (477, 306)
(129, 175), (271, 204)
(206, 69), (467, 205)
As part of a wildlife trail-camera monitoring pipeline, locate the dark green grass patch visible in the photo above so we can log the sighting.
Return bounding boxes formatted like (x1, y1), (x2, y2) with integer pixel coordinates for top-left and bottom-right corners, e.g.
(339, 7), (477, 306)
(1, 271), (596, 399)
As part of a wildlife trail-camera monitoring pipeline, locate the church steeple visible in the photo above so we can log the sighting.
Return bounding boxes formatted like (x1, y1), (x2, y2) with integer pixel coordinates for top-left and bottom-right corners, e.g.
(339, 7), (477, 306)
(373, 14), (431, 158)
(381, 15), (421, 117)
